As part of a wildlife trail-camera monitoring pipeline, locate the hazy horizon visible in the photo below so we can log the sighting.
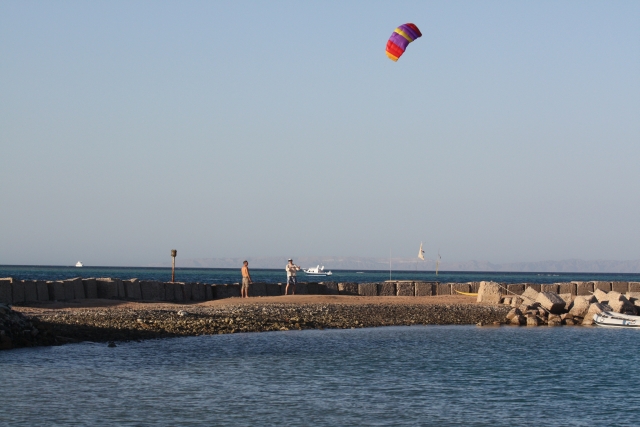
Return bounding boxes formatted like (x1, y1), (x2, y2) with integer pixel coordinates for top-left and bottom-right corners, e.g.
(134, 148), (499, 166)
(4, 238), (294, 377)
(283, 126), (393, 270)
(2, 1), (638, 266)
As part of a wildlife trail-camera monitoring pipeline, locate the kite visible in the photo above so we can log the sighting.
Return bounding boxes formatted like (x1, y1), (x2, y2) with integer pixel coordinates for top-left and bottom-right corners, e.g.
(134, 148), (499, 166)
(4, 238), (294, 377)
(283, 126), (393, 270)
(386, 23), (422, 62)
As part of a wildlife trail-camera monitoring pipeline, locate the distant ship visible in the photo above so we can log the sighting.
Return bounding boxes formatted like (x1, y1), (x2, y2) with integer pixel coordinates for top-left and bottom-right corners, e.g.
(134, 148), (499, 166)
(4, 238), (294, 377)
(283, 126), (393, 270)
(303, 265), (332, 276)
(75, 261), (83, 267)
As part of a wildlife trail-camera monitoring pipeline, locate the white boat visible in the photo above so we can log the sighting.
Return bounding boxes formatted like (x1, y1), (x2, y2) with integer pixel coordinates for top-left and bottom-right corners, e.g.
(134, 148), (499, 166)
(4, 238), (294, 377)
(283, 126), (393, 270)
(593, 311), (640, 328)
(303, 265), (332, 276)
(75, 261), (83, 267)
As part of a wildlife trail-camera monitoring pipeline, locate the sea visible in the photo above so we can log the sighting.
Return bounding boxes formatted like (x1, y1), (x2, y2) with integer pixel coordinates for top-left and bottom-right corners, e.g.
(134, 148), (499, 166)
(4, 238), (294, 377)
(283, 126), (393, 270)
(2, 326), (640, 426)
(3, 266), (640, 426)
(3, 264), (640, 284)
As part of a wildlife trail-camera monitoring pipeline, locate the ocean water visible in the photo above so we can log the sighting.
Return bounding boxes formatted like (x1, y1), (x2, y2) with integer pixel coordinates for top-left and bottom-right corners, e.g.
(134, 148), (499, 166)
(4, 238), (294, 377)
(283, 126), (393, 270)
(2, 265), (640, 284)
(1, 325), (639, 426)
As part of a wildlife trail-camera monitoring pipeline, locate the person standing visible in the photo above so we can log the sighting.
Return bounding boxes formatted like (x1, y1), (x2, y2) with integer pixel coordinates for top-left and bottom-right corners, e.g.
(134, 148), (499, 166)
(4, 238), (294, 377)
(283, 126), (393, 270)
(285, 258), (300, 295)
(241, 260), (252, 298)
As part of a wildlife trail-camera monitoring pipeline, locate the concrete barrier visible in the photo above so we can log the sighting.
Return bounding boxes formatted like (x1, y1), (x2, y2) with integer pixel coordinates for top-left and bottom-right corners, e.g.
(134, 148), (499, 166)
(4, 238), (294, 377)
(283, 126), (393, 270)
(307, 283), (319, 295)
(593, 281), (611, 292)
(205, 284), (213, 300)
(215, 284), (240, 299)
(358, 283), (377, 296)
(47, 281), (65, 301)
(22, 281), (38, 302)
(629, 282), (640, 292)
(415, 282), (436, 296)
(83, 279), (98, 299)
(140, 281), (161, 301)
(36, 281), (49, 302)
(11, 282), (25, 303)
(189, 283), (205, 301)
(62, 280), (75, 300)
(541, 284), (559, 294)
(611, 282), (629, 293)
(265, 283), (281, 296)
(377, 282), (395, 296)
(338, 283), (358, 296)
(396, 282), (414, 296)
(249, 282), (267, 297)
(477, 281), (502, 304)
(469, 282), (480, 293)
(124, 279), (142, 300)
(557, 283), (575, 295)
(436, 283), (451, 296)
(162, 282), (177, 301)
(321, 282), (339, 295)
(526, 284), (542, 293)
(96, 279), (117, 299)
(576, 282), (594, 296)
(0, 278), (14, 305)
(506, 284), (525, 295)
(295, 283), (308, 295)
(451, 283), (470, 295)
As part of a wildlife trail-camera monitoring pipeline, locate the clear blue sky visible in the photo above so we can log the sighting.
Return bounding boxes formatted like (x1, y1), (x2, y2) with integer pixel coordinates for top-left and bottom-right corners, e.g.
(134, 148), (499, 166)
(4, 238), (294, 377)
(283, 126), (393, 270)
(1, 1), (639, 266)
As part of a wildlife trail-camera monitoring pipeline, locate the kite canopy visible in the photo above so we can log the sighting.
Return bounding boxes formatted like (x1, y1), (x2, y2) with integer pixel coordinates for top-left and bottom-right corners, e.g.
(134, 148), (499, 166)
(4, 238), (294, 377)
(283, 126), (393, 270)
(386, 23), (422, 62)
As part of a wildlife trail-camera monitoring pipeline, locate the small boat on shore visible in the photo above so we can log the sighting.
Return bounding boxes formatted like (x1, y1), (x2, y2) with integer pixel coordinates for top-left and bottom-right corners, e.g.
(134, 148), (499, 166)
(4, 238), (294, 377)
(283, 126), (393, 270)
(593, 311), (640, 328)
(75, 261), (83, 268)
(303, 265), (332, 276)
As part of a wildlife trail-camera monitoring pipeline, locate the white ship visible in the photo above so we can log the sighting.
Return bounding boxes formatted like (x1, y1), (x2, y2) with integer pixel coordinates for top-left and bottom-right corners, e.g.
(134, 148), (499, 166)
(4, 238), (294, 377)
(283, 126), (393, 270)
(75, 261), (83, 267)
(593, 311), (640, 328)
(303, 265), (332, 276)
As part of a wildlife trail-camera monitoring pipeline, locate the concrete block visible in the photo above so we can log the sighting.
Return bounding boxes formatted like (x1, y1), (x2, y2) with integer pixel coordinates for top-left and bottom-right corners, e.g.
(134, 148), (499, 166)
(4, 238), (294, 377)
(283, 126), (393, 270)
(506, 284), (525, 295)
(436, 283), (451, 296)
(358, 283), (377, 296)
(321, 282), (339, 295)
(249, 282), (267, 297)
(182, 282), (192, 301)
(36, 281), (49, 301)
(115, 279), (125, 298)
(295, 283), (308, 295)
(535, 292), (566, 314)
(477, 281), (502, 304)
(541, 284), (559, 294)
(215, 284), (240, 299)
(396, 282), (414, 296)
(63, 278), (84, 299)
(307, 283), (320, 295)
(174, 283), (187, 302)
(47, 281), (65, 301)
(469, 282), (480, 293)
(73, 279), (85, 299)
(0, 279), (13, 304)
(593, 288), (609, 303)
(205, 284), (213, 300)
(415, 282), (436, 296)
(123, 279), (142, 300)
(576, 282), (594, 296)
(526, 284), (541, 293)
(581, 302), (612, 325)
(189, 283), (205, 301)
(265, 283), (281, 296)
(557, 283), (575, 295)
(606, 292), (635, 313)
(629, 282), (640, 292)
(11, 282), (25, 303)
(23, 281), (38, 302)
(626, 292), (640, 302)
(593, 281), (611, 292)
(521, 286), (540, 304)
(338, 283), (358, 295)
(611, 282), (629, 294)
(140, 281), (161, 301)
(63, 281), (75, 300)
(558, 293), (574, 307)
(163, 282), (177, 301)
(377, 282), (396, 296)
(83, 279), (98, 299)
(96, 279), (117, 299)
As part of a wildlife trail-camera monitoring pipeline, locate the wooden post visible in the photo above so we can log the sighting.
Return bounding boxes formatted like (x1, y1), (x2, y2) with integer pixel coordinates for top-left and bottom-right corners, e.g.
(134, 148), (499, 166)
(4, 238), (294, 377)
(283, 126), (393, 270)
(171, 249), (177, 282)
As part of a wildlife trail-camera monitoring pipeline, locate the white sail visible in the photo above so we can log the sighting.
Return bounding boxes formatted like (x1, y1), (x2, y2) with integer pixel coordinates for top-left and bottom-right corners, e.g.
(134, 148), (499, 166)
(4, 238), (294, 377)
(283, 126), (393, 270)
(418, 242), (425, 260)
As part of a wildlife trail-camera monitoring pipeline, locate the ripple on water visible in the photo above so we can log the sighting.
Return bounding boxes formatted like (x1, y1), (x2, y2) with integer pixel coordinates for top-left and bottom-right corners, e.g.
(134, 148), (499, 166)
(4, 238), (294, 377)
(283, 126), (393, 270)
(1, 326), (639, 426)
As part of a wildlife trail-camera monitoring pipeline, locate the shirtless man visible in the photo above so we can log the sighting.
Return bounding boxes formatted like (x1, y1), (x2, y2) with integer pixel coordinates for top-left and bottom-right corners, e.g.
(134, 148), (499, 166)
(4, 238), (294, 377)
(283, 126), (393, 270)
(285, 258), (300, 295)
(241, 260), (252, 298)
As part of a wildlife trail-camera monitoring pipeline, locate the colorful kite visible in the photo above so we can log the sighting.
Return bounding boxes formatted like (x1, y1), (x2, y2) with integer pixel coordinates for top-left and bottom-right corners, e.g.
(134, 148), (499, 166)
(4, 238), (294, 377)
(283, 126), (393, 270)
(386, 23), (422, 62)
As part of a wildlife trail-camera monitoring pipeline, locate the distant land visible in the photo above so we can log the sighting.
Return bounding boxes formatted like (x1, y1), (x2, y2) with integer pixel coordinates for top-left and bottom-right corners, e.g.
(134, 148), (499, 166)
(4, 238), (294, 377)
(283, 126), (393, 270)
(149, 257), (640, 273)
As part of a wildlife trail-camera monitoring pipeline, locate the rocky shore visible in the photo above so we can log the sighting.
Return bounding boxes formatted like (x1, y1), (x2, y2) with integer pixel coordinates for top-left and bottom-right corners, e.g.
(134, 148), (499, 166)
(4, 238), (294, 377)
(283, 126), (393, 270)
(1, 299), (509, 350)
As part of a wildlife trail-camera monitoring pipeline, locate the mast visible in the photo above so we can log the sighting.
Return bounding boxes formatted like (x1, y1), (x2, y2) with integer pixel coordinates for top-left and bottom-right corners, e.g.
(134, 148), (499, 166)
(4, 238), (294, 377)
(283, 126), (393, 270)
(435, 251), (441, 276)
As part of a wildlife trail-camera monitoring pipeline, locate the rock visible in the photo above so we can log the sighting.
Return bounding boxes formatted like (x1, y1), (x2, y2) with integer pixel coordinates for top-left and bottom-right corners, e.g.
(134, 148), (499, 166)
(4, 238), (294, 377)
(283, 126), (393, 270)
(177, 310), (188, 317)
(510, 297), (524, 308)
(563, 318), (576, 326)
(506, 308), (522, 320)
(606, 293), (636, 314)
(477, 281), (502, 304)
(377, 282), (395, 296)
(510, 315), (525, 325)
(521, 286), (539, 304)
(502, 297), (512, 305)
(396, 282), (414, 297)
(558, 293), (574, 307)
(593, 288), (609, 303)
(415, 282), (436, 296)
(569, 295), (595, 317)
(535, 292), (566, 314)
(526, 316), (539, 326)
(358, 283), (377, 296)
(338, 283), (358, 296)
(547, 314), (562, 326)
(581, 303), (612, 325)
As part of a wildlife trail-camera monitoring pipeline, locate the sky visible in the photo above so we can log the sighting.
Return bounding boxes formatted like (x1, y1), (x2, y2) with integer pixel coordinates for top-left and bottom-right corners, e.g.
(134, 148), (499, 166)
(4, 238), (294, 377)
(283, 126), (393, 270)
(1, 1), (639, 266)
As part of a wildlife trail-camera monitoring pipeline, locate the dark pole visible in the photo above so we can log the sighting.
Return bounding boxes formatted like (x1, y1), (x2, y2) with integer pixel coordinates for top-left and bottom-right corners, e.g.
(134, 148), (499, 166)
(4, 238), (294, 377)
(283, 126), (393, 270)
(171, 249), (177, 282)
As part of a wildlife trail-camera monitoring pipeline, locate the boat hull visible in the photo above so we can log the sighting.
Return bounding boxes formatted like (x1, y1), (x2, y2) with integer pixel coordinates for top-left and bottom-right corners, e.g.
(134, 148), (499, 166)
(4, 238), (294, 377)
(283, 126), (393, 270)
(593, 311), (640, 328)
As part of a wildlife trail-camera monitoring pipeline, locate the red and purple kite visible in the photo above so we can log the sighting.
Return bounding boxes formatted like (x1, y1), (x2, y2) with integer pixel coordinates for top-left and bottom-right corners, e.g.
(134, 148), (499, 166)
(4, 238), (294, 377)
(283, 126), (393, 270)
(386, 23), (422, 62)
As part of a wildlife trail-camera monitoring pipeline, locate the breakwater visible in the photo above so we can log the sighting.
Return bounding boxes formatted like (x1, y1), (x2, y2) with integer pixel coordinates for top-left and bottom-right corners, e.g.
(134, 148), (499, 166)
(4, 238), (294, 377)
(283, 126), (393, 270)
(2, 277), (640, 305)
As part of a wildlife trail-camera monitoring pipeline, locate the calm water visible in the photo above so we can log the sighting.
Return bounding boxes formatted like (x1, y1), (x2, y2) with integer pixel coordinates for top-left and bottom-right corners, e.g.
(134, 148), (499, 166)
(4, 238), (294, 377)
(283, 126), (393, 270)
(2, 326), (640, 426)
(3, 265), (640, 284)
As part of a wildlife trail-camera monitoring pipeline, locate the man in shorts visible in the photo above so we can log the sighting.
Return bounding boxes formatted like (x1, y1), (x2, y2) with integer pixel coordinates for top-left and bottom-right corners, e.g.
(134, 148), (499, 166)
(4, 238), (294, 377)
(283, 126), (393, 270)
(241, 260), (252, 298)
(285, 258), (300, 295)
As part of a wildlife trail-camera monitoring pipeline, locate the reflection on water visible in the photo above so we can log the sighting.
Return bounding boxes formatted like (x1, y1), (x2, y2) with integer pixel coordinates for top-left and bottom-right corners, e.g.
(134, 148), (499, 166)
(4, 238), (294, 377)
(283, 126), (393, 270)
(1, 326), (639, 426)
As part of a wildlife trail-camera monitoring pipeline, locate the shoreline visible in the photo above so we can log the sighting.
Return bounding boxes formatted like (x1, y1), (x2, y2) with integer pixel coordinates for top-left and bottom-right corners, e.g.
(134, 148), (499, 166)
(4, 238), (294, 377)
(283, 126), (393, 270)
(2, 296), (510, 349)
